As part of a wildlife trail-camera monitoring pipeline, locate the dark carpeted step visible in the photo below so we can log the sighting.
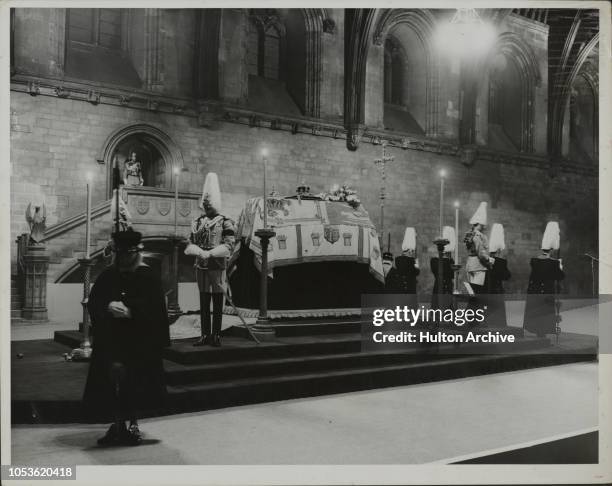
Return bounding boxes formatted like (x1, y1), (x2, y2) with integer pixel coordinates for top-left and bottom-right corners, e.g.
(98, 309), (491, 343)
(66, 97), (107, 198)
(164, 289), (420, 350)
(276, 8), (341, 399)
(164, 351), (595, 415)
(12, 334), (597, 424)
(226, 319), (362, 338)
(164, 334), (365, 365)
(164, 336), (551, 386)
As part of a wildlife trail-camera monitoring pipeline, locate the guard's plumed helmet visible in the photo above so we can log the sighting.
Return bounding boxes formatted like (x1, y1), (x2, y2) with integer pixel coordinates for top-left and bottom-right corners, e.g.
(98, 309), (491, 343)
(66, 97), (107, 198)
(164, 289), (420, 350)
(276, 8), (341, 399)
(541, 221), (560, 251)
(443, 226), (456, 253)
(469, 202), (488, 226)
(401, 227), (417, 253)
(489, 223), (506, 253)
(201, 172), (222, 211)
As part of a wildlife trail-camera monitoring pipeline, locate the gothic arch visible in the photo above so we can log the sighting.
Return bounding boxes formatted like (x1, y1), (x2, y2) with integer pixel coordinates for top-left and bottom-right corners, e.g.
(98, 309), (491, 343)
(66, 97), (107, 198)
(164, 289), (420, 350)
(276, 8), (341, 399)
(300, 9), (327, 117)
(550, 34), (599, 156)
(245, 8), (325, 117)
(566, 59), (599, 162)
(370, 9), (439, 137)
(477, 32), (541, 152)
(96, 123), (185, 197)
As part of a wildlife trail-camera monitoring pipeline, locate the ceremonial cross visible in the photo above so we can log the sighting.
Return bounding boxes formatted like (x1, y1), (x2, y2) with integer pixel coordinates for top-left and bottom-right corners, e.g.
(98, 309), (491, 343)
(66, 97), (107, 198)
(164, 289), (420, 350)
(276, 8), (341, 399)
(373, 142), (394, 245)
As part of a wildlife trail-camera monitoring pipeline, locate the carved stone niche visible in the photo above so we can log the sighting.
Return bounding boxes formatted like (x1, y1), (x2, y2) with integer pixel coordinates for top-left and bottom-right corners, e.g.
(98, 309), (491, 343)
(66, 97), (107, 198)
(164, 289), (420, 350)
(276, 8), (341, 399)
(347, 124), (365, 151)
(459, 145), (479, 167)
(114, 135), (169, 190)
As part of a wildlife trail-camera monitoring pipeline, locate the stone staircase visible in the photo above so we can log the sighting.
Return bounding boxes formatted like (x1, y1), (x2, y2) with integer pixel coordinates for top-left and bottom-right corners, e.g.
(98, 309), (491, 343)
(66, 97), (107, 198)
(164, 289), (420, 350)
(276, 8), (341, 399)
(39, 186), (200, 283)
(42, 200), (113, 283)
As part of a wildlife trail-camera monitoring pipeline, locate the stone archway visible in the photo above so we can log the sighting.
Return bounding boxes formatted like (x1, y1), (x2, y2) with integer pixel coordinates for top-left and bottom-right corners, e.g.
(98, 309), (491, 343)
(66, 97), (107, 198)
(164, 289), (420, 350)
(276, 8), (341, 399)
(367, 9), (439, 137)
(96, 123), (185, 198)
(476, 32), (541, 153)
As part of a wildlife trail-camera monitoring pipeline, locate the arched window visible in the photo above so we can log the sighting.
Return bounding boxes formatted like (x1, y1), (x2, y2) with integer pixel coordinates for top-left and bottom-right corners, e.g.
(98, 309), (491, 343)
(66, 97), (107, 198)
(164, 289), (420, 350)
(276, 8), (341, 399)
(488, 53), (523, 151)
(263, 26), (281, 80)
(246, 20), (260, 76)
(246, 9), (310, 117)
(568, 72), (597, 163)
(477, 33), (540, 153)
(67, 8), (122, 48)
(246, 14), (282, 80)
(384, 38), (404, 105)
(65, 8), (141, 87)
(381, 28), (426, 135)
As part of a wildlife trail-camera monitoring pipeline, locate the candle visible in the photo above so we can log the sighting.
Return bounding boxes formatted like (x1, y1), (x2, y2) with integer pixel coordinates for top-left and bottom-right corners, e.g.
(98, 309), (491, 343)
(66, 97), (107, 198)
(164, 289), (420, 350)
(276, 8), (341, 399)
(454, 201), (460, 262)
(262, 148), (268, 229)
(173, 166), (180, 237)
(85, 173), (92, 259)
(439, 169), (446, 237)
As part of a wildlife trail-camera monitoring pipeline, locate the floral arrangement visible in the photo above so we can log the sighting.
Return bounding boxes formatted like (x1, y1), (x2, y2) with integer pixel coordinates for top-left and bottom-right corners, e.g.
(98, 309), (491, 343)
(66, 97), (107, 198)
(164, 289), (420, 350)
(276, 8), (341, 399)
(319, 184), (361, 209)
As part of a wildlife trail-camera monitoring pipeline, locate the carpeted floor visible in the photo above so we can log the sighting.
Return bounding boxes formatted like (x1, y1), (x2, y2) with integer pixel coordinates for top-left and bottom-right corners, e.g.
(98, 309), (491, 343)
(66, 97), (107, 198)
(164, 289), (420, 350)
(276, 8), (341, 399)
(10, 362), (598, 465)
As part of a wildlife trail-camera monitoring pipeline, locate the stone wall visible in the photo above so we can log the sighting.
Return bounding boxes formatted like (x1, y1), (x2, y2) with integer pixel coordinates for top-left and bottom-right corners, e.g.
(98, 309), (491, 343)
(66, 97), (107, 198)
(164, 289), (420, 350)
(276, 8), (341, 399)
(10, 91), (597, 295)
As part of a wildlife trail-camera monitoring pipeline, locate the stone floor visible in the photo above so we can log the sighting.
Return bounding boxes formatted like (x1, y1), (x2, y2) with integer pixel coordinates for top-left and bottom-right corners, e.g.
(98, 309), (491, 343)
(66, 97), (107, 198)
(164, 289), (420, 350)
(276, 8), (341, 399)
(11, 362), (597, 465)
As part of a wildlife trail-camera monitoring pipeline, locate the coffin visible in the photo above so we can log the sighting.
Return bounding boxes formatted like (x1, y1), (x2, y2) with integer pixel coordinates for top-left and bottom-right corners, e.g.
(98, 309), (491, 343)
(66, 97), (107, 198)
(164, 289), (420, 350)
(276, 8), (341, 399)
(228, 196), (385, 311)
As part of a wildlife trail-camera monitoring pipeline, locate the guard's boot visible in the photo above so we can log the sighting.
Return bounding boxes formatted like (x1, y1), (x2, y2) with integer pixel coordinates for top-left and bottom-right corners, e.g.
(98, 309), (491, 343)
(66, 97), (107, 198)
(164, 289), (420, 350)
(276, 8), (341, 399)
(193, 293), (212, 346)
(211, 293), (223, 347)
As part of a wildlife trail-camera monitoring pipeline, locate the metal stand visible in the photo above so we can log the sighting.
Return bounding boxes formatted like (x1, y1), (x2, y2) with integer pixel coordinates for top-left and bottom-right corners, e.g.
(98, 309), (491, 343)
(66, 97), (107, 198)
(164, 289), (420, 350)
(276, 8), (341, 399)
(433, 238), (450, 296)
(70, 258), (94, 361)
(251, 228), (276, 341)
(167, 237), (183, 323)
(451, 263), (461, 295)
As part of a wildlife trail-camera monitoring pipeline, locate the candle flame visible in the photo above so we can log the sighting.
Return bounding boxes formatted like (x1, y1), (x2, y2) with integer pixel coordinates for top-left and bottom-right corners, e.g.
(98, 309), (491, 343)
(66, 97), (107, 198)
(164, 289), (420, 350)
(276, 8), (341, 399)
(439, 169), (447, 178)
(454, 200), (460, 208)
(261, 148), (269, 158)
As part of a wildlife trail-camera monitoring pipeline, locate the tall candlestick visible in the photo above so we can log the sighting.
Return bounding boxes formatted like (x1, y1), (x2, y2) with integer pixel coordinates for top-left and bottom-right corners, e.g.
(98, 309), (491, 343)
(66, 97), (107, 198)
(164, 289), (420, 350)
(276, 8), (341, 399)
(439, 169), (446, 237)
(174, 167), (179, 237)
(454, 201), (460, 263)
(85, 174), (92, 258)
(262, 149), (268, 229)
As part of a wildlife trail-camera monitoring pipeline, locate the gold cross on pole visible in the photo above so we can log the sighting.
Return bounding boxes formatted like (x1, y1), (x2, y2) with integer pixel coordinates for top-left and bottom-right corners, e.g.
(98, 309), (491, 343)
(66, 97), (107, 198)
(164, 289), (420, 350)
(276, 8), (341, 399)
(373, 142), (394, 245)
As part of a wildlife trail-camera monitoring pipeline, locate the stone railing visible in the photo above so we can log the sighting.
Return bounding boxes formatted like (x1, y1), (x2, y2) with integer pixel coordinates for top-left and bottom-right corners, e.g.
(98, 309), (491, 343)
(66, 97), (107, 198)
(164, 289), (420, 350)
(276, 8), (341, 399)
(120, 186), (201, 236)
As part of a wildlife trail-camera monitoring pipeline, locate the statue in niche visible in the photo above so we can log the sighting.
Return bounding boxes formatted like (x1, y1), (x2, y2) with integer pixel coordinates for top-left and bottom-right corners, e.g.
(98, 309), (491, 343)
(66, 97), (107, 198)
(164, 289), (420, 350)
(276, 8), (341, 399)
(25, 202), (46, 245)
(123, 151), (144, 187)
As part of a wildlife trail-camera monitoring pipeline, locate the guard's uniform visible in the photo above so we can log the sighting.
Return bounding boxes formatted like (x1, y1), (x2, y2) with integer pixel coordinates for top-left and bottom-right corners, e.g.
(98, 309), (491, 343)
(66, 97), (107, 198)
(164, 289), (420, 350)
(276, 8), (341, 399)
(465, 229), (491, 290)
(185, 172), (235, 347)
(523, 222), (564, 337)
(464, 202), (492, 291)
(486, 223), (511, 327)
(190, 214), (235, 294)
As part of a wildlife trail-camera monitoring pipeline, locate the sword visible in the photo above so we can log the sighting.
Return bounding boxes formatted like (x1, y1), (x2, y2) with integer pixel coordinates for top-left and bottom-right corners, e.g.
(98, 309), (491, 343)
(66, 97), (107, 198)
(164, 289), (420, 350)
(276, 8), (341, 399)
(224, 285), (261, 344)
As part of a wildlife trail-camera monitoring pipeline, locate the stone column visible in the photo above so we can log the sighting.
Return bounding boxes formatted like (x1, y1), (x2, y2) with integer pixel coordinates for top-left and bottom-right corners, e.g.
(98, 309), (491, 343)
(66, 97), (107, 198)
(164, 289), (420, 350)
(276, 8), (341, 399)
(22, 245), (49, 321)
